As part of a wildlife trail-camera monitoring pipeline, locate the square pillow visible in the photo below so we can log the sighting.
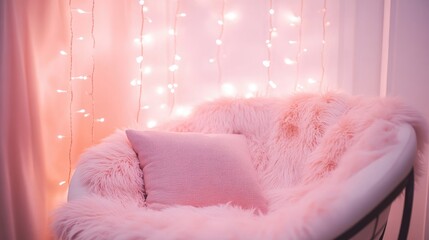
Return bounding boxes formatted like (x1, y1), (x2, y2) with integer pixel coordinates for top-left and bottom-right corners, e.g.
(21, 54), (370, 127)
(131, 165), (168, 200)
(126, 130), (268, 213)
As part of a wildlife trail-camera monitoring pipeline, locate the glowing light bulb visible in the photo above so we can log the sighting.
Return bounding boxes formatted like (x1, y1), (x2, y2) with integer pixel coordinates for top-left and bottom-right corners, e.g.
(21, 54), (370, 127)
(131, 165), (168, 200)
(96, 118), (105, 123)
(221, 83), (236, 97)
(156, 87), (165, 95)
(248, 83), (258, 92)
(325, 21), (331, 26)
(169, 64), (179, 72)
(225, 12), (237, 21)
(177, 13), (187, 17)
(136, 56), (144, 63)
(174, 54), (182, 61)
(76, 9), (86, 14)
(160, 104), (167, 109)
(130, 79), (142, 86)
(268, 80), (277, 89)
(142, 34), (153, 43)
(284, 58), (295, 65)
(143, 66), (152, 74)
(146, 120), (157, 128)
(216, 39), (222, 45)
(297, 84), (304, 91)
(307, 78), (317, 84)
(142, 105), (150, 109)
(266, 40), (272, 48)
(78, 36), (84, 40)
(139, 0), (144, 5)
(175, 106), (192, 117)
(262, 60), (270, 67)
(288, 14), (301, 23)
(269, 9), (275, 15)
(143, 6), (148, 12)
(322, 40), (326, 44)
(288, 40), (297, 44)
(76, 109), (86, 113)
(245, 92), (255, 99)
(270, 28), (278, 37)
(84, 113), (90, 117)
(209, 58), (215, 63)
(57, 135), (65, 139)
(303, 48), (308, 52)
(56, 89), (67, 93)
(134, 38), (141, 44)
(217, 20), (224, 25)
(168, 29), (175, 35)
(59, 50), (68, 55)
(59, 181), (66, 186)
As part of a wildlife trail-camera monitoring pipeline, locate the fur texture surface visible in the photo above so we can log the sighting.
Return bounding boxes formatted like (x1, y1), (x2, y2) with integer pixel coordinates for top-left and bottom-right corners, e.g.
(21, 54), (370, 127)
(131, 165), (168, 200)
(52, 92), (428, 240)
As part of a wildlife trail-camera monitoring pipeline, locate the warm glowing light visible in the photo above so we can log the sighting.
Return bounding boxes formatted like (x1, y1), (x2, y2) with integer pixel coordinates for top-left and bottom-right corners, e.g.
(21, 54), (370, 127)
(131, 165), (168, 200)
(84, 113), (90, 117)
(177, 12), (187, 17)
(288, 40), (297, 44)
(303, 48), (308, 52)
(146, 120), (157, 128)
(262, 60), (270, 67)
(284, 58), (295, 65)
(71, 75), (88, 80)
(174, 54), (182, 61)
(169, 64), (179, 72)
(209, 58), (215, 63)
(268, 80), (277, 89)
(221, 83), (236, 97)
(56, 89), (67, 93)
(142, 105), (150, 109)
(224, 12), (237, 21)
(156, 87), (165, 95)
(76, 109), (86, 113)
(269, 9), (275, 15)
(136, 56), (144, 63)
(142, 34), (153, 43)
(168, 28), (175, 36)
(217, 20), (224, 25)
(96, 118), (105, 123)
(245, 92), (255, 99)
(297, 84), (304, 91)
(215, 39), (222, 45)
(76, 9), (86, 14)
(143, 6), (149, 12)
(134, 38), (141, 44)
(326, 21), (331, 26)
(78, 36), (84, 40)
(266, 40), (272, 48)
(307, 78), (317, 84)
(139, 0), (144, 5)
(130, 79), (142, 86)
(160, 104), (167, 109)
(57, 135), (65, 139)
(248, 83), (258, 92)
(288, 14), (301, 23)
(60, 50), (68, 55)
(143, 66), (152, 74)
(59, 181), (66, 186)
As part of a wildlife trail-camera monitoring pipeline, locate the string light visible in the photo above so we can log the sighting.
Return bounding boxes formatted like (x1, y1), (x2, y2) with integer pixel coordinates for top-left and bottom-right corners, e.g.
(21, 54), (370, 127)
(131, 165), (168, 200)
(168, 0), (182, 114)
(216, 0), (226, 87)
(294, 0), (305, 91)
(221, 83), (236, 97)
(60, 50), (68, 55)
(67, 0), (74, 184)
(58, 181), (67, 186)
(136, 0), (146, 123)
(320, 0), (327, 91)
(265, 0), (276, 93)
(146, 120), (157, 128)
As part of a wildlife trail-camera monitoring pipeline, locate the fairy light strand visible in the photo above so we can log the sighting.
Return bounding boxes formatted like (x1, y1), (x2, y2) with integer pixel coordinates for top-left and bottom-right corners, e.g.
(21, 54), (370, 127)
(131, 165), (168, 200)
(137, 1), (146, 123)
(216, 0), (225, 87)
(294, 0), (304, 90)
(67, 0), (74, 184)
(265, 0), (274, 94)
(319, 0), (327, 91)
(168, 0), (181, 114)
(90, 0), (96, 142)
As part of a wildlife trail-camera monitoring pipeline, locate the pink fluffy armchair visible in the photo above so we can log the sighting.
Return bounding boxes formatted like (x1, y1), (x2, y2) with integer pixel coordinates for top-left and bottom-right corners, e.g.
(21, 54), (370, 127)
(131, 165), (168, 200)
(53, 92), (427, 239)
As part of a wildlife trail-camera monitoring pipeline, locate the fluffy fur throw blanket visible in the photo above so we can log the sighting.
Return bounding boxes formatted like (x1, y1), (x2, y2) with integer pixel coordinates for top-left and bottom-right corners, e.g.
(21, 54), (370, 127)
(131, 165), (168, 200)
(53, 92), (427, 239)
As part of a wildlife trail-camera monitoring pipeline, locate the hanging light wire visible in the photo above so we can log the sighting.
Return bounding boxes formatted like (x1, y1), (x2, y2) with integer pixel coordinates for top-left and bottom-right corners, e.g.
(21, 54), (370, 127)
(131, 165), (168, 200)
(265, 0), (274, 94)
(90, 0), (96, 142)
(136, 1), (146, 123)
(319, 0), (327, 91)
(216, 0), (225, 87)
(294, 0), (304, 90)
(168, 0), (181, 114)
(67, 0), (74, 184)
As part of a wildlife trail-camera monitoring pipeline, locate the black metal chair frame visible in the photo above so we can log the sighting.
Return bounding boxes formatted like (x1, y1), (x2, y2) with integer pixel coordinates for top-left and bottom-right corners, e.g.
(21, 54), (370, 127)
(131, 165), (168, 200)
(334, 169), (414, 240)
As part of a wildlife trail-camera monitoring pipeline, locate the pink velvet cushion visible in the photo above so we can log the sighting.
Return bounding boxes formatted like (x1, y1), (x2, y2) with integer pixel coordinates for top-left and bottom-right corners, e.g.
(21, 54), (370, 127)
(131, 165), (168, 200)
(126, 130), (268, 212)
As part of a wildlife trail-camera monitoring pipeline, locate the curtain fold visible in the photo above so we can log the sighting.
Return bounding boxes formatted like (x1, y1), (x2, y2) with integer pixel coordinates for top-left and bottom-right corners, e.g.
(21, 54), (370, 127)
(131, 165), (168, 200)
(0, 1), (48, 239)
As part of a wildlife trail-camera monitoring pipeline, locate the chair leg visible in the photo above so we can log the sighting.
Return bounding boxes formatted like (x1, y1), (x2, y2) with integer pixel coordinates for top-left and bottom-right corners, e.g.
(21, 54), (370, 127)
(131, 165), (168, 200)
(398, 170), (414, 240)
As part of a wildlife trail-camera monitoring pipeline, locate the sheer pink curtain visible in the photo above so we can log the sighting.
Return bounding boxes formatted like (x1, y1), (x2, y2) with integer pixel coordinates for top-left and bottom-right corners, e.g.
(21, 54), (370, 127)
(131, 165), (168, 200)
(0, 0), (68, 239)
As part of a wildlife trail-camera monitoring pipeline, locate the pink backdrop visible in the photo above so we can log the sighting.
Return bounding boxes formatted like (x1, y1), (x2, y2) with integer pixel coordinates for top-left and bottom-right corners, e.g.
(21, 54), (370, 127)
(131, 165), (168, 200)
(1, 0), (428, 239)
